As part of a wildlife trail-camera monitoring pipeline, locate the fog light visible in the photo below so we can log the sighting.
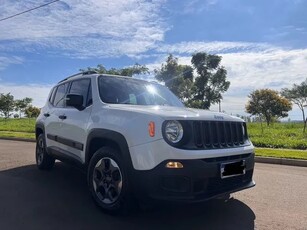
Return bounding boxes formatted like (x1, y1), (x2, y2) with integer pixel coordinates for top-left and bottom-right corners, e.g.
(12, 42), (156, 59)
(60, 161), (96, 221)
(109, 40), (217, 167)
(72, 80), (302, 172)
(166, 161), (183, 169)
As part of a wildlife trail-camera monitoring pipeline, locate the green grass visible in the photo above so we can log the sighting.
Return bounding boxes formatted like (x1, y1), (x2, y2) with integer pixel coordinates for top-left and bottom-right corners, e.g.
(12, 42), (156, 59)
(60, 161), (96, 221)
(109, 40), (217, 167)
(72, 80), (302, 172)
(248, 122), (307, 150)
(0, 118), (35, 140)
(0, 118), (35, 133)
(0, 131), (35, 139)
(255, 148), (307, 160)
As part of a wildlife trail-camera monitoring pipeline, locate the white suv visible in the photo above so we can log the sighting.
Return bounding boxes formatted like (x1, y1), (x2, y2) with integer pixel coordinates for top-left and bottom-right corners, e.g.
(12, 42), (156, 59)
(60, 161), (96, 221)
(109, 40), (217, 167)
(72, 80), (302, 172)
(35, 71), (255, 213)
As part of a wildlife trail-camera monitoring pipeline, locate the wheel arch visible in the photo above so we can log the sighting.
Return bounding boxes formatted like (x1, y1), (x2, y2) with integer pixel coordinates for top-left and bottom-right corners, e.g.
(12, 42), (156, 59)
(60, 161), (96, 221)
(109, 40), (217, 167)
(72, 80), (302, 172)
(35, 123), (45, 139)
(85, 129), (133, 169)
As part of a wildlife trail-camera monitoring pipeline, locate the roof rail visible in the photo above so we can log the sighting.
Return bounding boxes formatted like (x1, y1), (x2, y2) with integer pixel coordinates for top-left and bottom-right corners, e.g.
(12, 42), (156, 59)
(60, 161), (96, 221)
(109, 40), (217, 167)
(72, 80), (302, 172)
(58, 70), (99, 83)
(81, 70), (99, 75)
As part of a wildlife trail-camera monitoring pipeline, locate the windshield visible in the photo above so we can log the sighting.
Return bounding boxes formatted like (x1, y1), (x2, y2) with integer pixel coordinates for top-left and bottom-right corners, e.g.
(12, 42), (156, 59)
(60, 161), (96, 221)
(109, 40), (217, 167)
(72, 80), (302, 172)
(98, 76), (184, 107)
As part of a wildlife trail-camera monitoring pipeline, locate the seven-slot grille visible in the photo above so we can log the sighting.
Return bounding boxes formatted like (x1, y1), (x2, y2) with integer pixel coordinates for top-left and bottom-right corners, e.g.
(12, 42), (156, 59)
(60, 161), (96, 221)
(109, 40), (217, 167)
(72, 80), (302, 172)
(193, 121), (248, 149)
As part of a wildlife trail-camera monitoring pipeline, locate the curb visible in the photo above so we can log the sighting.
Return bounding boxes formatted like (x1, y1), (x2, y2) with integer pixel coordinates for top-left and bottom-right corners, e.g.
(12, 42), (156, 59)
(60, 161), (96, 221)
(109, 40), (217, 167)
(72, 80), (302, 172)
(1, 137), (306, 167)
(255, 156), (307, 168)
(0, 137), (35, 143)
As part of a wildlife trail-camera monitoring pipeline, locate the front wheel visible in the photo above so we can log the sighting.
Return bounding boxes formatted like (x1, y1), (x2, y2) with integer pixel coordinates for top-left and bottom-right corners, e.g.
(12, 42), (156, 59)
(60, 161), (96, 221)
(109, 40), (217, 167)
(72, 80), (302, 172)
(36, 134), (55, 170)
(88, 147), (133, 214)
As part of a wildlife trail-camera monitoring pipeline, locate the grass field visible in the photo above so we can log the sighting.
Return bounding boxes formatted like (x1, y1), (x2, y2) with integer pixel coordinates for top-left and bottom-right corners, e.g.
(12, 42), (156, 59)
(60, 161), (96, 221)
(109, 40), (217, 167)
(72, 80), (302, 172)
(255, 148), (307, 160)
(0, 118), (306, 159)
(0, 118), (35, 133)
(247, 122), (307, 150)
(0, 131), (35, 139)
(0, 118), (35, 139)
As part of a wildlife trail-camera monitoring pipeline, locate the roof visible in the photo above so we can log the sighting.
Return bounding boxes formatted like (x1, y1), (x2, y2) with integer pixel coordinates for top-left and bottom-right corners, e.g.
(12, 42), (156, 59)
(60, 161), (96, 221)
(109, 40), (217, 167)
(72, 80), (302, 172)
(57, 71), (98, 83)
(57, 71), (151, 85)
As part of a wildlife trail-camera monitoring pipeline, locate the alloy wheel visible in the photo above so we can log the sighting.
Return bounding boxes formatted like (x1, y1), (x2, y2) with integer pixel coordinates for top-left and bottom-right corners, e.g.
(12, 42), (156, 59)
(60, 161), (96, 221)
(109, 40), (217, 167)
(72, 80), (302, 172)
(92, 157), (123, 204)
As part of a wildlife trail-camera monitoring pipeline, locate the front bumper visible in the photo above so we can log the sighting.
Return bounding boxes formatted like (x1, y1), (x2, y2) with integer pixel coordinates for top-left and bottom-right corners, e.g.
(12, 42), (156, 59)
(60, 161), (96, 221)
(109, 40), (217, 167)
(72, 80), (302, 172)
(129, 138), (255, 170)
(132, 153), (255, 202)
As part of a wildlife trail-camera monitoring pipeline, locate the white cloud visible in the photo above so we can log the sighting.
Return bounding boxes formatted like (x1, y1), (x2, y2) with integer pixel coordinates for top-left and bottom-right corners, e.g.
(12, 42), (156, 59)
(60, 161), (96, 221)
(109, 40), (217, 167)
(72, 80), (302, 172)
(181, 0), (218, 14)
(220, 48), (307, 95)
(156, 41), (271, 54)
(0, 83), (52, 107)
(148, 41), (307, 118)
(0, 0), (167, 58)
(0, 56), (23, 70)
(218, 48), (307, 118)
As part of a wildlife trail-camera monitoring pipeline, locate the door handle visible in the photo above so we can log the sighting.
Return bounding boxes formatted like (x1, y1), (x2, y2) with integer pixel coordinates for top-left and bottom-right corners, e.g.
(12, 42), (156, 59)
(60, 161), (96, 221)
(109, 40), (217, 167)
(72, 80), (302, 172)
(44, 113), (50, 117)
(59, 115), (67, 120)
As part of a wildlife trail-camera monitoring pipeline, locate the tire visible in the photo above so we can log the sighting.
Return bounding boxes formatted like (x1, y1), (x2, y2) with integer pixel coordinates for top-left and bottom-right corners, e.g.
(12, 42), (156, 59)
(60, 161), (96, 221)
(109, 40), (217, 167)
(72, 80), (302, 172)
(88, 146), (134, 215)
(36, 134), (55, 170)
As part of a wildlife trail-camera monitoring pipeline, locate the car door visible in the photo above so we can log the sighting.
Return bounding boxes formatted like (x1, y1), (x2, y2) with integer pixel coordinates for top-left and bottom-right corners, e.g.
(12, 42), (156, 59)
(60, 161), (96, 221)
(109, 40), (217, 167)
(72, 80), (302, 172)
(58, 78), (93, 163)
(44, 82), (70, 149)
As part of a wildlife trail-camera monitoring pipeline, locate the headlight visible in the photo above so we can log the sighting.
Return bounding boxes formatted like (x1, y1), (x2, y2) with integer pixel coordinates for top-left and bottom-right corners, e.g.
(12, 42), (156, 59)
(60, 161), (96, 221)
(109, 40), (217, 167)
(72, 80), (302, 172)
(164, 120), (184, 144)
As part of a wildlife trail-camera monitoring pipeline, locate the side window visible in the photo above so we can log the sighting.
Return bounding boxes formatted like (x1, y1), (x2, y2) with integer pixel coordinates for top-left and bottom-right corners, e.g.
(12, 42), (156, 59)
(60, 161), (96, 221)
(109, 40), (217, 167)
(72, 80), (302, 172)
(49, 87), (56, 105)
(87, 83), (93, 106)
(53, 83), (69, 107)
(69, 79), (92, 107)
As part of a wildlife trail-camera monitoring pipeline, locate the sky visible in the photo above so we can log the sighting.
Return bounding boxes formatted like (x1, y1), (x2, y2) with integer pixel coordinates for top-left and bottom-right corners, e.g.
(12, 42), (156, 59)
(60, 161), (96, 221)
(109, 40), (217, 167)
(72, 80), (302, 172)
(0, 0), (307, 120)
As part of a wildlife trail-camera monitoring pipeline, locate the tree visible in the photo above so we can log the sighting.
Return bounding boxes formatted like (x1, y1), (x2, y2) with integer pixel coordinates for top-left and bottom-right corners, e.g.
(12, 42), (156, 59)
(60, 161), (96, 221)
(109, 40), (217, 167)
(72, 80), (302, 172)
(154, 54), (194, 101)
(281, 78), (307, 133)
(25, 106), (40, 118)
(190, 52), (230, 109)
(246, 89), (292, 126)
(154, 53), (230, 109)
(15, 97), (33, 118)
(120, 63), (149, 77)
(0, 93), (15, 118)
(80, 63), (149, 77)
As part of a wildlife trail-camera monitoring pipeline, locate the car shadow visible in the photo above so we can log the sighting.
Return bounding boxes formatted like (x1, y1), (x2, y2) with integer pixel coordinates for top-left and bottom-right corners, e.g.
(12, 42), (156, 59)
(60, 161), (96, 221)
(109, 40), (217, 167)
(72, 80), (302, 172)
(0, 162), (255, 230)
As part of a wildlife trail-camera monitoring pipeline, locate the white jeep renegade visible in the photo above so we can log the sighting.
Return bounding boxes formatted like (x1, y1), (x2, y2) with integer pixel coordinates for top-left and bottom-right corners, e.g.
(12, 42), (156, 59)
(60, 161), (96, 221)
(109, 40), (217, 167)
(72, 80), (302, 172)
(35, 71), (255, 213)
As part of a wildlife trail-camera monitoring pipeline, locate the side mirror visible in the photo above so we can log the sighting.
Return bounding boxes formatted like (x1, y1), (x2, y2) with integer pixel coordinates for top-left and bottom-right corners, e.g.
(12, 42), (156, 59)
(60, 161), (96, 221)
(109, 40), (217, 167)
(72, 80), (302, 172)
(66, 94), (84, 110)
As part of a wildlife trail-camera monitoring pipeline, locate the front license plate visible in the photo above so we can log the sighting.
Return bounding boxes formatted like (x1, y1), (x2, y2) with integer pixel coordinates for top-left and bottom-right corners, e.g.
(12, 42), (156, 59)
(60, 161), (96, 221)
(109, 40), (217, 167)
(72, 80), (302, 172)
(221, 160), (246, 179)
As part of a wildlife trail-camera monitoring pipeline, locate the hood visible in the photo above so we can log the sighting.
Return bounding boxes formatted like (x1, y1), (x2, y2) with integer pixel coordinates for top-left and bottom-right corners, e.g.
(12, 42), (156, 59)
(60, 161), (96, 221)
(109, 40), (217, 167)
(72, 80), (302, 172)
(107, 104), (243, 122)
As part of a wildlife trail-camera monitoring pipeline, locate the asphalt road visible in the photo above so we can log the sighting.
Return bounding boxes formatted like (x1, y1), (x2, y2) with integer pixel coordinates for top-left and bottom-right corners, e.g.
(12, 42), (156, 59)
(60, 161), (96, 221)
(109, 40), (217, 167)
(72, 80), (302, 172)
(0, 139), (306, 230)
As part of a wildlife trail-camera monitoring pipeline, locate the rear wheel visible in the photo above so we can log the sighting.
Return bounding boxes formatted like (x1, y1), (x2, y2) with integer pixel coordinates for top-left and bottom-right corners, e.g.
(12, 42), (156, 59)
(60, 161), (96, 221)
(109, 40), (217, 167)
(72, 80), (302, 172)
(88, 147), (134, 214)
(36, 134), (55, 170)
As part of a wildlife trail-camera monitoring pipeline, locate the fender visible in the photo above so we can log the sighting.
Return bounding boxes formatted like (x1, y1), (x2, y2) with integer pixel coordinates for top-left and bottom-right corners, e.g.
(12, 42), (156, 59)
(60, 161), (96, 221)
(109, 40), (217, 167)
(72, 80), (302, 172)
(35, 122), (45, 139)
(85, 128), (133, 168)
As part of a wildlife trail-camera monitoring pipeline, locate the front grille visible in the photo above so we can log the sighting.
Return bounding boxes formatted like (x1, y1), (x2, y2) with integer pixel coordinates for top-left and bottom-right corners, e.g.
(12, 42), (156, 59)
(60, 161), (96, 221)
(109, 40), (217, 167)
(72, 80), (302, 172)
(193, 121), (248, 149)
(201, 153), (252, 163)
